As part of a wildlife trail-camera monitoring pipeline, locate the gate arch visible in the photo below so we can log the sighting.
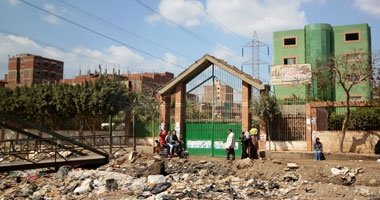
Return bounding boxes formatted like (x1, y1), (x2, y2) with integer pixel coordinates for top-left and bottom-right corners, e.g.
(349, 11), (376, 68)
(158, 54), (268, 156)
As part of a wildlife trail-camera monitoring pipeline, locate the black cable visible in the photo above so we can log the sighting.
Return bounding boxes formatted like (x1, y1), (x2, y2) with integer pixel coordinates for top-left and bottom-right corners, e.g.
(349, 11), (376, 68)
(18, 0), (187, 70)
(134, 0), (241, 59)
(52, 0), (196, 62)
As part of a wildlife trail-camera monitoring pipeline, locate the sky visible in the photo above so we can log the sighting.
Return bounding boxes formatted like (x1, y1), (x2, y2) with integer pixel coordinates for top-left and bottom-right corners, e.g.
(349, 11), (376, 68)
(0, 0), (379, 82)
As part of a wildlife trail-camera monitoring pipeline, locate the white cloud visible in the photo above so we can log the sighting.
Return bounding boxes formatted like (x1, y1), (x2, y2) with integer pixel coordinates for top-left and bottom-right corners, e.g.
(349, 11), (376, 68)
(354, 0), (380, 18)
(211, 45), (244, 65)
(42, 4), (60, 24)
(146, 0), (307, 41)
(206, 0), (307, 41)
(0, 34), (185, 79)
(8, 0), (18, 6)
(146, 0), (205, 27)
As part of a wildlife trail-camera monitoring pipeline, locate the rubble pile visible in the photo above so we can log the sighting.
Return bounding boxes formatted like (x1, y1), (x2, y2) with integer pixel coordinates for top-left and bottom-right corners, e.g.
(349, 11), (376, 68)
(329, 165), (363, 186)
(1, 151), (380, 199)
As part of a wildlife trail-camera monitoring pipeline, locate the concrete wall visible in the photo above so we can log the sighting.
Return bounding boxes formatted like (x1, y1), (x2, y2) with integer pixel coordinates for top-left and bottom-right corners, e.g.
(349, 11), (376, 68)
(266, 141), (307, 151)
(315, 131), (380, 154)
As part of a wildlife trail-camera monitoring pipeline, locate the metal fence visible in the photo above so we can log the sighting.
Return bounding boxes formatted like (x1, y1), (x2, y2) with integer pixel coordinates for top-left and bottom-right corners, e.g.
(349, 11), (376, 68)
(326, 106), (380, 131)
(270, 100), (307, 141)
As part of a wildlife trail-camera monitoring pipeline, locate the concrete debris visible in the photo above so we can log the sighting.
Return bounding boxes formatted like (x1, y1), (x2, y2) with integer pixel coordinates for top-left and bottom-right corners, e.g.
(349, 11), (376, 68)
(272, 160), (282, 164)
(147, 175), (166, 184)
(234, 158), (254, 169)
(55, 165), (70, 179)
(105, 178), (118, 192)
(283, 172), (299, 182)
(287, 163), (299, 169)
(1, 151), (379, 199)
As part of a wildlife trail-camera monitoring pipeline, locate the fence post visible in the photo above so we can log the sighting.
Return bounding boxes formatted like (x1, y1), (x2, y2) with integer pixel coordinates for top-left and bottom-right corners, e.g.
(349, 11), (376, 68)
(109, 115), (113, 157)
(305, 103), (313, 152)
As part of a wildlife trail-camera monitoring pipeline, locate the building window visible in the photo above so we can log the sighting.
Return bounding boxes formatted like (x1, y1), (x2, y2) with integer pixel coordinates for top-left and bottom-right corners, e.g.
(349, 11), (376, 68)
(51, 63), (56, 69)
(344, 31), (361, 43)
(35, 61), (41, 66)
(44, 61), (48, 67)
(345, 32), (359, 41)
(44, 71), (48, 76)
(347, 74), (360, 83)
(283, 57), (297, 65)
(345, 53), (361, 62)
(283, 37), (297, 47)
(35, 71), (41, 76)
(349, 95), (362, 101)
(57, 65), (62, 70)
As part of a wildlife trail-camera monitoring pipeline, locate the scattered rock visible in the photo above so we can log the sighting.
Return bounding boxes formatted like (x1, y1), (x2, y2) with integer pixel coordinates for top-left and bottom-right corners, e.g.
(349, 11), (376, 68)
(55, 165), (70, 179)
(151, 182), (172, 194)
(287, 163), (298, 169)
(105, 178), (118, 192)
(73, 178), (94, 194)
(198, 169), (208, 177)
(283, 172), (298, 182)
(272, 160), (282, 164)
(331, 168), (342, 176)
(147, 175), (166, 184)
(234, 158), (254, 169)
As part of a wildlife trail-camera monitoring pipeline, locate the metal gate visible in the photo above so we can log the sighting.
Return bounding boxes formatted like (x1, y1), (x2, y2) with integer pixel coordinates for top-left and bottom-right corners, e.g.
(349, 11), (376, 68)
(184, 64), (244, 157)
(270, 100), (307, 141)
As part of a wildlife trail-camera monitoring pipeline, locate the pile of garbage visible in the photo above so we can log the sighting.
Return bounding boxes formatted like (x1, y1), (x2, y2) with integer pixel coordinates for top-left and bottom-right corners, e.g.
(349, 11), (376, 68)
(330, 165), (363, 186)
(1, 151), (379, 199)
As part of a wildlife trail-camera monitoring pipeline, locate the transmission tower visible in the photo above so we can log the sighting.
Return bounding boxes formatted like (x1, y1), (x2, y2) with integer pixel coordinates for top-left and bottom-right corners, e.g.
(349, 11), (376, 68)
(241, 31), (269, 80)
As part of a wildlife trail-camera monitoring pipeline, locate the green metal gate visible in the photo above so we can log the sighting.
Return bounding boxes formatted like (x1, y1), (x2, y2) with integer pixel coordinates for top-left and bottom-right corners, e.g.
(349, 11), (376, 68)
(184, 64), (243, 157)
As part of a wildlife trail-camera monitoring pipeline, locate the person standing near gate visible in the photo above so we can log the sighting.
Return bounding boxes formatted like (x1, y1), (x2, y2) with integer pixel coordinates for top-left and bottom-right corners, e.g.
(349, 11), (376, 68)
(240, 131), (248, 159)
(225, 129), (235, 161)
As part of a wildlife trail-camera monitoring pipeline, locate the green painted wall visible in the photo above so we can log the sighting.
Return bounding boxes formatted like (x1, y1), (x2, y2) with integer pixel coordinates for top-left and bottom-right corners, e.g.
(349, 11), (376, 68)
(305, 23), (333, 101)
(273, 23), (372, 102)
(332, 24), (372, 101)
(273, 29), (308, 99)
(273, 29), (306, 65)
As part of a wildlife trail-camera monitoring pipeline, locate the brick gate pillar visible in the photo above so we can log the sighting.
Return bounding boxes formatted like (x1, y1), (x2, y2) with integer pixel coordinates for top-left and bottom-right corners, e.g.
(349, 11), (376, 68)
(124, 110), (131, 145)
(175, 82), (185, 140)
(242, 81), (252, 133)
(258, 88), (269, 151)
(306, 103), (318, 152)
(159, 94), (171, 132)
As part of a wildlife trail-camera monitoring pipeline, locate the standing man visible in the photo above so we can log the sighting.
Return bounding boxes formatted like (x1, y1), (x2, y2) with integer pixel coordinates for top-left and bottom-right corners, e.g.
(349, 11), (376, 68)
(225, 129), (235, 161)
(239, 132), (248, 159)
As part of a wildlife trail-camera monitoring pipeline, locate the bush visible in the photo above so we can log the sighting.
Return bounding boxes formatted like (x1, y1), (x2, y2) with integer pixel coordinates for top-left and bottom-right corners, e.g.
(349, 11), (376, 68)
(328, 107), (380, 131)
(328, 113), (345, 130)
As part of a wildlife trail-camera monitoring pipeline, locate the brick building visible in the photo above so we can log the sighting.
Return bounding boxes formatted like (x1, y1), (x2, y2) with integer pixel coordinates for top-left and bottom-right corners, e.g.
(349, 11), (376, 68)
(123, 72), (174, 92)
(60, 70), (129, 85)
(6, 54), (64, 89)
(204, 80), (233, 103)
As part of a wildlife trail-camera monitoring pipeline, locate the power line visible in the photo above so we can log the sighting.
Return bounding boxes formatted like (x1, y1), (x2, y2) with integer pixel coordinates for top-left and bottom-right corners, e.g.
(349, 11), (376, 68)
(0, 28), (168, 76)
(18, 0), (186, 70)
(188, 1), (246, 43)
(51, 0), (196, 62)
(134, 0), (241, 59)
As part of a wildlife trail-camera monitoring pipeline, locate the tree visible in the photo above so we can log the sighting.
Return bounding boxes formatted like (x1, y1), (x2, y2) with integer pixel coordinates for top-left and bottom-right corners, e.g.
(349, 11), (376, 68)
(314, 52), (373, 153)
(372, 50), (380, 103)
(251, 92), (280, 157)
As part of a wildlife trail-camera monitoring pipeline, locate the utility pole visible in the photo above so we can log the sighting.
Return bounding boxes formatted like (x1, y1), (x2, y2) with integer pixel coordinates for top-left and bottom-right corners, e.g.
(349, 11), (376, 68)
(242, 31), (269, 80)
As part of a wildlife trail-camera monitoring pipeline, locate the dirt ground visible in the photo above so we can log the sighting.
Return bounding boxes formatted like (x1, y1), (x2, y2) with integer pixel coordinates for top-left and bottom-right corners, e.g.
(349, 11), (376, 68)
(2, 150), (380, 200)
(94, 153), (380, 200)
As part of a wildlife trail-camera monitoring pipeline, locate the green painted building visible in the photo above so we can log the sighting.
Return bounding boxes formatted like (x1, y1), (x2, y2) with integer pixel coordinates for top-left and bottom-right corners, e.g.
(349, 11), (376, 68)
(272, 23), (372, 101)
